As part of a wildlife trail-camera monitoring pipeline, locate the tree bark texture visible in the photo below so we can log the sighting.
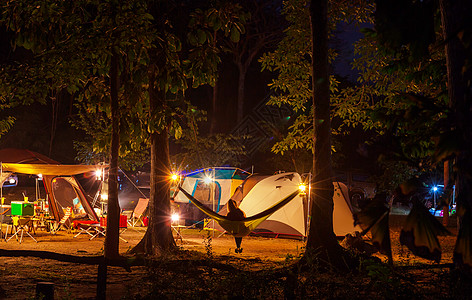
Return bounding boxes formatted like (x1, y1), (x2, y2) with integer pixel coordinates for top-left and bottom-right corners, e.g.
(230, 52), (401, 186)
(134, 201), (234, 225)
(440, 0), (472, 269)
(439, 1), (472, 215)
(304, 0), (348, 268)
(132, 69), (176, 255)
(104, 50), (121, 260)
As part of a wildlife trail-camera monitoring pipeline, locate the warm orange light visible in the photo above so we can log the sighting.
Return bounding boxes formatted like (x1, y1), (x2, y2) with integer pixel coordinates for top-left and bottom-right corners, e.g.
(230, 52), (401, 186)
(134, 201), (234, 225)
(171, 174), (179, 181)
(299, 183), (307, 193)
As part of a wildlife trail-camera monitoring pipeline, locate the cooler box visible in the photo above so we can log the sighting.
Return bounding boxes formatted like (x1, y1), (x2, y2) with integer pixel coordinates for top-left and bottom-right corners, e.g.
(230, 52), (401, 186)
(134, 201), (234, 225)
(100, 215), (127, 227)
(11, 201), (34, 216)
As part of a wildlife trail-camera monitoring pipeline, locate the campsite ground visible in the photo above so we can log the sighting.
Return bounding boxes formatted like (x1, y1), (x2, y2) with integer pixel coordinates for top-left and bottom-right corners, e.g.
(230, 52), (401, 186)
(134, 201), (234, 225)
(0, 214), (464, 299)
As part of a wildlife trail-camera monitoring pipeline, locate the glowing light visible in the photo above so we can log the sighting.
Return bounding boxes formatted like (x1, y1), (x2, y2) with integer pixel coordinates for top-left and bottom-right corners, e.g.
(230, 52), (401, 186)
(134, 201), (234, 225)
(432, 186), (438, 192)
(299, 183), (307, 193)
(37, 174), (43, 180)
(204, 176), (212, 184)
(101, 193), (108, 201)
(9, 178), (16, 184)
(171, 213), (180, 222)
(95, 170), (103, 180)
(171, 174), (179, 181)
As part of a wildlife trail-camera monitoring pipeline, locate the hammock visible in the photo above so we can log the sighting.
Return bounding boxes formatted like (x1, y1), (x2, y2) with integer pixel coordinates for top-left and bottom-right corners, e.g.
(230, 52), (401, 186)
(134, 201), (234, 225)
(178, 187), (300, 237)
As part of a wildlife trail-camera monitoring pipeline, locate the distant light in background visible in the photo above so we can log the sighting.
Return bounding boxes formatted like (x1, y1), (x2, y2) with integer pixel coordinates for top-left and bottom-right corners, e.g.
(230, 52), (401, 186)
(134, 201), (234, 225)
(432, 186), (438, 192)
(9, 177), (16, 184)
(37, 173), (43, 180)
(95, 170), (103, 180)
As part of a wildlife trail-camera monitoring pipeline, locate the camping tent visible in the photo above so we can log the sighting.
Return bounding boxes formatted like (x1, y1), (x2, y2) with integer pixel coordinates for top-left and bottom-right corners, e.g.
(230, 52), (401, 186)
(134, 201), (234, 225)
(173, 167), (251, 221)
(0, 148), (102, 224)
(176, 170), (360, 238)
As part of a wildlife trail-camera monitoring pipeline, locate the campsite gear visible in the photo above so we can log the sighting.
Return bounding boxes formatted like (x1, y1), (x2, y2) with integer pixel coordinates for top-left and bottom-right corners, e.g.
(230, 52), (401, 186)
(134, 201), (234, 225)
(11, 201), (34, 216)
(176, 171), (361, 238)
(0, 149), (102, 226)
(73, 220), (100, 238)
(6, 216), (38, 243)
(179, 187), (300, 237)
(50, 207), (72, 234)
(123, 198), (149, 227)
(219, 174), (359, 237)
(0, 206), (11, 239)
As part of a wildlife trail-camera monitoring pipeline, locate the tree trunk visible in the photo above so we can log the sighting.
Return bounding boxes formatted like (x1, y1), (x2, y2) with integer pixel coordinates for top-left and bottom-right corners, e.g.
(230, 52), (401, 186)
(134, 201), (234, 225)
(104, 50), (121, 260)
(440, 0), (472, 270)
(304, 0), (350, 269)
(443, 160), (449, 226)
(131, 70), (176, 255)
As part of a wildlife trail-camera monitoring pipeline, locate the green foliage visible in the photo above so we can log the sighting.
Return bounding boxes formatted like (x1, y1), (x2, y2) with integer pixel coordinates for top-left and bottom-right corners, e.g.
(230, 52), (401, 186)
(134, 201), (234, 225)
(173, 131), (246, 171)
(259, 0), (374, 156)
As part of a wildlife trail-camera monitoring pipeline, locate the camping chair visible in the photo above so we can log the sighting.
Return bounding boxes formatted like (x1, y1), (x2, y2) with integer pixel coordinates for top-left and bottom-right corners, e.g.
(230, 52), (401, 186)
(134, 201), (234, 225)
(128, 198), (149, 227)
(0, 207), (11, 239)
(6, 216), (38, 243)
(50, 207), (72, 234)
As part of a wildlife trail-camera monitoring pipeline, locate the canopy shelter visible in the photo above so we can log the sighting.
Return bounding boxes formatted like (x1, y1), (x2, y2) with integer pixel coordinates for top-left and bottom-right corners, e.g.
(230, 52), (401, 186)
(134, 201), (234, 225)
(0, 148), (103, 224)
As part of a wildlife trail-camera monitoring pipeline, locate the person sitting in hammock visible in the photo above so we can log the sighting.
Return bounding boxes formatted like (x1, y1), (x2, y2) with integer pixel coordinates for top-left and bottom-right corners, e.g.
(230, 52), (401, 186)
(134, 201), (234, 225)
(226, 199), (246, 253)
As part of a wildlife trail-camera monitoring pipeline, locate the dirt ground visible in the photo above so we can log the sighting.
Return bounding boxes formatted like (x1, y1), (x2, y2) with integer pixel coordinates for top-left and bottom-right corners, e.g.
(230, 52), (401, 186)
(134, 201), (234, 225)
(0, 215), (459, 299)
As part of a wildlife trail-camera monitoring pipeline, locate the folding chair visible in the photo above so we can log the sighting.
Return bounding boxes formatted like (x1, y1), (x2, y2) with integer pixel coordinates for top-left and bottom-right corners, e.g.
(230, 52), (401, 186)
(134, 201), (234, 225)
(50, 207), (72, 234)
(73, 220), (100, 238)
(6, 216), (38, 243)
(0, 207), (11, 239)
(129, 198), (149, 227)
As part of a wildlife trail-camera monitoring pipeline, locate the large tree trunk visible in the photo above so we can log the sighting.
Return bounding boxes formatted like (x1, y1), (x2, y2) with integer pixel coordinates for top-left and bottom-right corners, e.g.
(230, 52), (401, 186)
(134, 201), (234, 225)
(131, 70), (176, 255)
(440, 0), (472, 269)
(304, 0), (350, 269)
(104, 50), (121, 260)
(144, 129), (177, 255)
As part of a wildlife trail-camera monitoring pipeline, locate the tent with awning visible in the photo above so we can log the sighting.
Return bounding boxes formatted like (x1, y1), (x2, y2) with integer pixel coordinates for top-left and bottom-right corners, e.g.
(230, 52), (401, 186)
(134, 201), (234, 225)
(0, 148), (104, 224)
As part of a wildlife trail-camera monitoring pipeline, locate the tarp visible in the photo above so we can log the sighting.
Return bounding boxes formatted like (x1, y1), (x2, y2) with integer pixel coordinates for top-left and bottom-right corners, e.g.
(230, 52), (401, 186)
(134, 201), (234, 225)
(0, 148), (102, 223)
(1, 163), (101, 176)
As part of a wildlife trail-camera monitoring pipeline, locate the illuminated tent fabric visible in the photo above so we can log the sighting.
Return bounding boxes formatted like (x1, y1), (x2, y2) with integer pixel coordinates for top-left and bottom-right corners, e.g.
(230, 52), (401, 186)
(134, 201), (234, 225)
(0, 148), (102, 224)
(178, 187), (300, 237)
(173, 167), (251, 211)
(1, 163), (101, 176)
(216, 173), (360, 237)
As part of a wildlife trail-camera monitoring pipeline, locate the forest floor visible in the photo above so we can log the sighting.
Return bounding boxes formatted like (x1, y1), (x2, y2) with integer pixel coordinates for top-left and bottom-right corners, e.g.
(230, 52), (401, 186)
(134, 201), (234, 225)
(0, 214), (468, 299)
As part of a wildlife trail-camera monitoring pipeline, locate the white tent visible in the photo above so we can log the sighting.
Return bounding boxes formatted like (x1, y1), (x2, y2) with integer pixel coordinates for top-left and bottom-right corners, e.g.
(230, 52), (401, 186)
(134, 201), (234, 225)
(214, 172), (360, 238)
(175, 168), (360, 237)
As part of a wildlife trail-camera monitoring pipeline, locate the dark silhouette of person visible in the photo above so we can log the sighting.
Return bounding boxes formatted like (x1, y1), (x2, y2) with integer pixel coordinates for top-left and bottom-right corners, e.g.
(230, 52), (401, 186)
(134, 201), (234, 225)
(226, 199), (246, 253)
